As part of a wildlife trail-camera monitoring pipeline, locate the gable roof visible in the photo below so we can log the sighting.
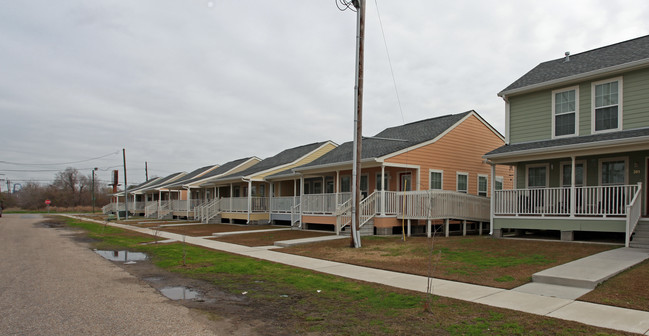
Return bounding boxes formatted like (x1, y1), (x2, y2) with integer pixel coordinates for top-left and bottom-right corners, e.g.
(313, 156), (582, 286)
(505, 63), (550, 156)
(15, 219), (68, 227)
(131, 172), (186, 194)
(162, 164), (219, 189)
(295, 111), (473, 169)
(209, 141), (332, 183)
(113, 176), (162, 196)
(500, 35), (649, 96)
(180, 157), (260, 187)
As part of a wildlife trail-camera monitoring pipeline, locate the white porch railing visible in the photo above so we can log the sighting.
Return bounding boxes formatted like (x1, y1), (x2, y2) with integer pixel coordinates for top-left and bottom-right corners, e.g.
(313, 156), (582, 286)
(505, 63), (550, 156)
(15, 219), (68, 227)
(626, 184), (643, 247)
(494, 184), (640, 217)
(145, 202), (158, 218)
(102, 203), (115, 214)
(336, 192), (379, 233)
(169, 199), (203, 212)
(382, 190), (490, 222)
(220, 197), (269, 213)
(302, 192), (351, 214)
(197, 198), (222, 223)
(270, 196), (297, 213)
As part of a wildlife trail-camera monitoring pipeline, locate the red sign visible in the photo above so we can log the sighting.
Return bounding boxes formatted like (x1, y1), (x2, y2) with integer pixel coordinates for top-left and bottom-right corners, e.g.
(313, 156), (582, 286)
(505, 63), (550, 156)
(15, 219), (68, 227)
(45, 199), (51, 205)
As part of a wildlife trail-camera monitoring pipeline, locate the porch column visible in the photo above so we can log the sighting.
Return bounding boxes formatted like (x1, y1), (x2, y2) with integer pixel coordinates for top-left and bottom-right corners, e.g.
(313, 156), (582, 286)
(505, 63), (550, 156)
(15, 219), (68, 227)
(247, 180), (252, 224)
(335, 170), (340, 206)
(427, 219), (431, 238)
(462, 220), (467, 236)
(490, 163), (496, 235)
(268, 182), (273, 224)
(158, 190), (161, 210)
(570, 156), (576, 217)
(299, 175), (305, 226)
(186, 187), (191, 219)
(229, 183), (233, 210)
(407, 219), (411, 237)
(381, 165), (386, 216)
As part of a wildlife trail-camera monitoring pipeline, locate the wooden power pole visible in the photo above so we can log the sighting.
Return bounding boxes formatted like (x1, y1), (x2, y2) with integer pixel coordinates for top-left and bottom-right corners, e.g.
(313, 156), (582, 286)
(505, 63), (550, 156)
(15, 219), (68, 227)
(350, 0), (365, 248)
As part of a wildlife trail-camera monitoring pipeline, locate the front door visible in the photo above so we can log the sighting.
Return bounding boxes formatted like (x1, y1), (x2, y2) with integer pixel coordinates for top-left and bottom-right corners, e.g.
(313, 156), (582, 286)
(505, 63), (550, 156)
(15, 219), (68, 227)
(399, 173), (412, 191)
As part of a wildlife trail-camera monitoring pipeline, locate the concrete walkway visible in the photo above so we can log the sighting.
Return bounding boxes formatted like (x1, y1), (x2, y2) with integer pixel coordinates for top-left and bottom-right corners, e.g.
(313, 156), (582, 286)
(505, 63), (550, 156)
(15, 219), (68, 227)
(67, 216), (649, 335)
(515, 247), (649, 300)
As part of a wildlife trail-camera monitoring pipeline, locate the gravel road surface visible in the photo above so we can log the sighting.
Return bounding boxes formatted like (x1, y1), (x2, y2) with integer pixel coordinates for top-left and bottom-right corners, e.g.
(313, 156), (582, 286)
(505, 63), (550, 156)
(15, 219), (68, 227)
(0, 214), (221, 335)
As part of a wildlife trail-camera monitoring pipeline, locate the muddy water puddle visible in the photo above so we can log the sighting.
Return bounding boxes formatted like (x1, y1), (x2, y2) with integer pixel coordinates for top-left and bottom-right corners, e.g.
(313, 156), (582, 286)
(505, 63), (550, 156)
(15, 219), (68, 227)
(94, 250), (148, 262)
(159, 286), (202, 300)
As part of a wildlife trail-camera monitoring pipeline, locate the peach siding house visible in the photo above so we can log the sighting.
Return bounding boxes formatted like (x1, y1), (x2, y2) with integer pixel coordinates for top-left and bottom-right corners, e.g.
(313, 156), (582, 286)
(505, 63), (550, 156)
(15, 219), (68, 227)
(269, 111), (513, 236)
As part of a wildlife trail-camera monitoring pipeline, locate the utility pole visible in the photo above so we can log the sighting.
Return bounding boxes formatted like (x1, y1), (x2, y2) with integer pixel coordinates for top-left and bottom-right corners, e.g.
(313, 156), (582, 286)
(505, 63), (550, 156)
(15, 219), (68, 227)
(145, 161), (149, 182)
(350, 0), (365, 248)
(123, 149), (129, 220)
(92, 168), (98, 213)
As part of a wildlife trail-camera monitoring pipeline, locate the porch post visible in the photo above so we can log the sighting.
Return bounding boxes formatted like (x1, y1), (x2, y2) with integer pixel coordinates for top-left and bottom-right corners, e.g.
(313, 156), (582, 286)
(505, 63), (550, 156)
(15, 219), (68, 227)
(462, 220), (467, 236)
(381, 165), (386, 216)
(186, 187), (191, 219)
(444, 218), (449, 237)
(407, 219), (411, 237)
(570, 156), (576, 217)
(300, 175), (305, 226)
(229, 183), (233, 211)
(247, 180), (252, 224)
(335, 170), (340, 206)
(490, 163), (496, 235)
(214, 186), (217, 199)
(427, 219), (431, 238)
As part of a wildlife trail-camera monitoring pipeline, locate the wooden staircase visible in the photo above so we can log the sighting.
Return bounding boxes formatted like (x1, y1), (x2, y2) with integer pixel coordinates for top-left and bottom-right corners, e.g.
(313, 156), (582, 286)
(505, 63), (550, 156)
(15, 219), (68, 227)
(339, 219), (375, 236)
(630, 220), (649, 249)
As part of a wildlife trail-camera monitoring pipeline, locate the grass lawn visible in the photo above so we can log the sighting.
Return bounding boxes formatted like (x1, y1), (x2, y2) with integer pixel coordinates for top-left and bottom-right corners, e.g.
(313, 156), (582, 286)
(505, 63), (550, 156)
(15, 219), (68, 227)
(55, 216), (634, 335)
(580, 259), (649, 311)
(279, 235), (617, 289)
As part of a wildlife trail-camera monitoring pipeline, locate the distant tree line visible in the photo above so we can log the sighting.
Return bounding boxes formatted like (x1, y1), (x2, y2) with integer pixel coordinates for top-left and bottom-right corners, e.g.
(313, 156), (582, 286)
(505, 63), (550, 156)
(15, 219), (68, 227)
(0, 167), (113, 210)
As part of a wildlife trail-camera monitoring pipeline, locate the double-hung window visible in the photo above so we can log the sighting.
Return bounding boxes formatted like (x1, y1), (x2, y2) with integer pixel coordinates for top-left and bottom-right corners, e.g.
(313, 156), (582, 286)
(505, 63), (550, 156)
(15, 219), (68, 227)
(600, 159), (626, 185)
(430, 170), (443, 190)
(527, 164), (548, 189)
(552, 87), (578, 137)
(592, 77), (622, 132)
(478, 175), (488, 197)
(456, 173), (468, 193)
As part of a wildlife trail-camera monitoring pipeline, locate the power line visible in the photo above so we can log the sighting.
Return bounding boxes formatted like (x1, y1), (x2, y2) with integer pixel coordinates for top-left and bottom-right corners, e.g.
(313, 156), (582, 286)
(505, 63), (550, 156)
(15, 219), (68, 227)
(374, 0), (406, 124)
(0, 151), (119, 166)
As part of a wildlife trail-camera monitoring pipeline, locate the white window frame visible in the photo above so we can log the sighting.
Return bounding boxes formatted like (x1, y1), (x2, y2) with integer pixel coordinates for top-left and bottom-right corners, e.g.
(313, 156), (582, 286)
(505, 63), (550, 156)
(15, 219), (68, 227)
(598, 157), (628, 186)
(477, 174), (488, 197)
(591, 76), (623, 134)
(552, 86), (579, 138)
(429, 169), (443, 190)
(456, 172), (468, 193)
(559, 160), (586, 187)
(526, 163), (549, 189)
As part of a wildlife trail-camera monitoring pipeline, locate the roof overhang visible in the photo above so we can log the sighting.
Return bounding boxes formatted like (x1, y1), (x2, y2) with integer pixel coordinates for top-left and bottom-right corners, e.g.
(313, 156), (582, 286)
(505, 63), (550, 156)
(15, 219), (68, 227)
(485, 135), (649, 164)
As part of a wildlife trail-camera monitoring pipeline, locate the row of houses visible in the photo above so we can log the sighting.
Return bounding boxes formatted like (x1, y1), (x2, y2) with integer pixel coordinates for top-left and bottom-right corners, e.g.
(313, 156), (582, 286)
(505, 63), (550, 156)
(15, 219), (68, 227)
(106, 34), (649, 247)
(106, 110), (512, 237)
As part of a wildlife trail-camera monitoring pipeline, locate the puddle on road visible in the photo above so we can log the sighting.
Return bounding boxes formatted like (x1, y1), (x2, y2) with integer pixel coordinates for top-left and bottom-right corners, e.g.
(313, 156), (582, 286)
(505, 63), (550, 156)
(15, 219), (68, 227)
(94, 250), (148, 262)
(159, 286), (202, 300)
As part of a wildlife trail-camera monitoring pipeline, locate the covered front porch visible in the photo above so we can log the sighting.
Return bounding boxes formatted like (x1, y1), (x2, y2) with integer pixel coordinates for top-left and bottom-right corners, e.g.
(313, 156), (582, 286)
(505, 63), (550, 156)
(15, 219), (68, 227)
(487, 145), (649, 247)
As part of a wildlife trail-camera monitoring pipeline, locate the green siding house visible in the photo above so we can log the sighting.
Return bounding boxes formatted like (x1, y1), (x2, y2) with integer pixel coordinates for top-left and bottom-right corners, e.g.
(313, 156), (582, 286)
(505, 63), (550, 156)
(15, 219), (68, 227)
(484, 35), (649, 247)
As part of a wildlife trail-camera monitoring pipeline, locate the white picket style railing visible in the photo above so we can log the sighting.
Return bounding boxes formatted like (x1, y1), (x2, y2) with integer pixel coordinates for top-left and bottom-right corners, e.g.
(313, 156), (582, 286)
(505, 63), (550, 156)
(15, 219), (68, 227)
(626, 184), (643, 247)
(494, 184), (640, 217)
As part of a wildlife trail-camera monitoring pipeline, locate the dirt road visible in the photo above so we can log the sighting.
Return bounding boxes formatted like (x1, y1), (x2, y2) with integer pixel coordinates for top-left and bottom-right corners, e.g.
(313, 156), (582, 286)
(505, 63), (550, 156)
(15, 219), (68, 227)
(0, 214), (224, 335)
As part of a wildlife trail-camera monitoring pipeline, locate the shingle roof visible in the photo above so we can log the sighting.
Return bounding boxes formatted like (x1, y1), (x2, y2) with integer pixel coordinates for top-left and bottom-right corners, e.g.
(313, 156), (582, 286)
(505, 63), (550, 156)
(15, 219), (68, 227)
(297, 112), (472, 168)
(213, 142), (330, 181)
(133, 172), (186, 193)
(500, 35), (649, 95)
(485, 127), (649, 157)
(163, 165), (219, 188)
(176, 157), (257, 186)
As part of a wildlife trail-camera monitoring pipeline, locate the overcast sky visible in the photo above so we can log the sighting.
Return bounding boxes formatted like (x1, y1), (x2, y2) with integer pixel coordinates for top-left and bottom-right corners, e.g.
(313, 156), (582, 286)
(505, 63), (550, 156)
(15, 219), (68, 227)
(1, 0), (648, 189)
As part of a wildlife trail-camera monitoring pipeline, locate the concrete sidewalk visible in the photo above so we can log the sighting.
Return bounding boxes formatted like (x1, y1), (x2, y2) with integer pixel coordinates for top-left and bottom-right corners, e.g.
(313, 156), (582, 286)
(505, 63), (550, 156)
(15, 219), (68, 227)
(67, 215), (649, 335)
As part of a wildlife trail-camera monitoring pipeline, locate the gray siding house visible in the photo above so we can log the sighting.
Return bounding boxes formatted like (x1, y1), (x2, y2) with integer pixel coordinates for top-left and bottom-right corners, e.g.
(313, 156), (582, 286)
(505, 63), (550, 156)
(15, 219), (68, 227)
(485, 35), (649, 247)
